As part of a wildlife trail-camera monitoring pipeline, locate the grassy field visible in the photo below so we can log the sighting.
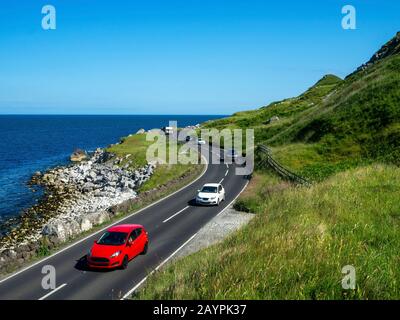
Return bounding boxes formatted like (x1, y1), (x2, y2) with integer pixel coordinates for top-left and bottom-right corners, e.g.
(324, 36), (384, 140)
(107, 134), (153, 168)
(136, 165), (400, 299)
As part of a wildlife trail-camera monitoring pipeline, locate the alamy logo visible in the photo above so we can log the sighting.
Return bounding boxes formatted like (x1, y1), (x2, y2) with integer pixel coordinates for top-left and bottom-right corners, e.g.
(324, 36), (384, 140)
(41, 265), (56, 290)
(42, 5), (56, 30)
(341, 5), (356, 30)
(341, 265), (356, 290)
(145, 121), (254, 176)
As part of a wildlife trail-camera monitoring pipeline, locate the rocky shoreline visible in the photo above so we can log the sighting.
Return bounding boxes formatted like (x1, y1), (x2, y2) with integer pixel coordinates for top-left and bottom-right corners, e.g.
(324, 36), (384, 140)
(0, 147), (155, 272)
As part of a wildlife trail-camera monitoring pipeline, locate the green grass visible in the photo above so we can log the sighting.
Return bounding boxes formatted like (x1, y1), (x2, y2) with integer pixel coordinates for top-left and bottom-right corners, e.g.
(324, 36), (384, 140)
(135, 165), (400, 299)
(139, 163), (199, 192)
(233, 171), (287, 213)
(106, 134), (152, 168)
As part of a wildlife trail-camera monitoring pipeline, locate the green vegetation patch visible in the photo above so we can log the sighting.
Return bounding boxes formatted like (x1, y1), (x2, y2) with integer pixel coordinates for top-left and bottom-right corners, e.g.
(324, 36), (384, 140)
(135, 165), (400, 300)
(106, 134), (152, 168)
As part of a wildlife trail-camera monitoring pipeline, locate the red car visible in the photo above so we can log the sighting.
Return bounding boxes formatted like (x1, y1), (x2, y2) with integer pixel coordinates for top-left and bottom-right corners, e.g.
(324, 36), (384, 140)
(87, 224), (148, 269)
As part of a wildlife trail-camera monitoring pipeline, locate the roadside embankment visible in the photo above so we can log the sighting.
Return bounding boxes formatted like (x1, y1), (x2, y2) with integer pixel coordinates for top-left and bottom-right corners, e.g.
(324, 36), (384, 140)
(134, 165), (400, 300)
(173, 205), (255, 260)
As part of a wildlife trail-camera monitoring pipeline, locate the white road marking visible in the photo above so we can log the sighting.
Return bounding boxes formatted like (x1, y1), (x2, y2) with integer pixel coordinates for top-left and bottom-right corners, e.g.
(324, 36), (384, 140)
(163, 206), (190, 223)
(38, 283), (67, 300)
(0, 154), (209, 285)
(121, 233), (197, 299)
(219, 178), (224, 184)
(225, 170), (228, 176)
(226, 163), (229, 168)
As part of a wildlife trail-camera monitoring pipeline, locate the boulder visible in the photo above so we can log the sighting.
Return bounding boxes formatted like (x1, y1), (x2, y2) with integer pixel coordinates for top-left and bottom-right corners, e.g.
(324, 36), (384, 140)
(87, 211), (110, 226)
(136, 128), (146, 134)
(266, 116), (280, 124)
(42, 222), (67, 242)
(79, 218), (92, 232)
(70, 149), (87, 162)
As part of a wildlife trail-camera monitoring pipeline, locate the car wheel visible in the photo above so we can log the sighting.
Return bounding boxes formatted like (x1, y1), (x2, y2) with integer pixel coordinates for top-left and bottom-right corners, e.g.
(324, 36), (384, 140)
(141, 242), (148, 255)
(121, 255), (129, 269)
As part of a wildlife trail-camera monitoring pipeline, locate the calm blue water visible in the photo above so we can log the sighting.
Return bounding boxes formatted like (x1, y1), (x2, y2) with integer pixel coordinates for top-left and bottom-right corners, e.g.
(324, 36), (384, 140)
(0, 115), (224, 222)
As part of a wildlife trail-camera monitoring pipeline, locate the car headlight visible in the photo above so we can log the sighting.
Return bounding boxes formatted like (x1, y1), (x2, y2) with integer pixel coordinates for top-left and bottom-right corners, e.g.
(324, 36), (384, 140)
(110, 251), (121, 258)
(210, 196), (216, 200)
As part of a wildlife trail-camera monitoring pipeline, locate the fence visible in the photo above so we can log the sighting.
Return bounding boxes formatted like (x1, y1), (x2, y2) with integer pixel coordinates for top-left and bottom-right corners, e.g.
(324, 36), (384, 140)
(257, 145), (310, 185)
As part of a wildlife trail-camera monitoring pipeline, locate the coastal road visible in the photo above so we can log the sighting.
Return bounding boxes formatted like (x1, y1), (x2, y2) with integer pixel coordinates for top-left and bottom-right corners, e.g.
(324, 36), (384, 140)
(0, 144), (249, 300)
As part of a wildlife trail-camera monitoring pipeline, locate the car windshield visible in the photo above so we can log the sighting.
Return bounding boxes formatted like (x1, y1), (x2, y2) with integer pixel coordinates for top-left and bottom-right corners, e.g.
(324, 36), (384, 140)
(201, 186), (218, 193)
(97, 231), (127, 246)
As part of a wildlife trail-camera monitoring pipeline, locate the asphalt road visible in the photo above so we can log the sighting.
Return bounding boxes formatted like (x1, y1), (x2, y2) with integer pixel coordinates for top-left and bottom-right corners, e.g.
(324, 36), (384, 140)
(0, 145), (249, 300)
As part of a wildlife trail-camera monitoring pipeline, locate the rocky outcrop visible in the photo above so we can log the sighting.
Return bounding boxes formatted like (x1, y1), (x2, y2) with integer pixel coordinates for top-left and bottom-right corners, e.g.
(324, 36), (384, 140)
(136, 128), (146, 134)
(70, 149), (87, 162)
(266, 116), (280, 124)
(349, 31), (400, 77)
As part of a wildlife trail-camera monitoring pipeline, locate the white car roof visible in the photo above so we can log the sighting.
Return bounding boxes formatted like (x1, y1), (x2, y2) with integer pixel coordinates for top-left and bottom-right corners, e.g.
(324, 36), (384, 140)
(203, 183), (220, 187)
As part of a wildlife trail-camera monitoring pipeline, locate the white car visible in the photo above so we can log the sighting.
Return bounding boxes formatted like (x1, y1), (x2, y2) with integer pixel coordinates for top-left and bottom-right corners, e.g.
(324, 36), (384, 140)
(197, 139), (206, 145)
(196, 183), (225, 206)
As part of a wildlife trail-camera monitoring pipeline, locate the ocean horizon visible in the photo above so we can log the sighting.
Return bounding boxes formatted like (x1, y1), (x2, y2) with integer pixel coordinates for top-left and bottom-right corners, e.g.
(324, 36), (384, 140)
(0, 114), (225, 223)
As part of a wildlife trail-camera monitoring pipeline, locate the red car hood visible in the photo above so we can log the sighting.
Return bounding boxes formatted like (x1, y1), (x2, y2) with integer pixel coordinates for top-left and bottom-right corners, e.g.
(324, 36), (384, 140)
(90, 243), (124, 258)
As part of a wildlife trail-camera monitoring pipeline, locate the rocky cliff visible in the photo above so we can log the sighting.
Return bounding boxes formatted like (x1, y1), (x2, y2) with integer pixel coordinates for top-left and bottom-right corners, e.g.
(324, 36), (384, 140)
(348, 31), (400, 77)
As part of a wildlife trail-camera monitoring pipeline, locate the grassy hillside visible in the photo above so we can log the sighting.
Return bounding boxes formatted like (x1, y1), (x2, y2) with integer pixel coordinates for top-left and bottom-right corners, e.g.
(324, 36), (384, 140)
(204, 45), (400, 181)
(203, 74), (343, 144)
(137, 165), (400, 299)
(132, 33), (400, 300)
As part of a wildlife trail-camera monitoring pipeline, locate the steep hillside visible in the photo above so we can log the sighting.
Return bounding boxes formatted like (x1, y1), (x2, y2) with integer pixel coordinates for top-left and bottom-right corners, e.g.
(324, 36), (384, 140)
(203, 74), (343, 144)
(205, 33), (400, 181)
(349, 31), (400, 77)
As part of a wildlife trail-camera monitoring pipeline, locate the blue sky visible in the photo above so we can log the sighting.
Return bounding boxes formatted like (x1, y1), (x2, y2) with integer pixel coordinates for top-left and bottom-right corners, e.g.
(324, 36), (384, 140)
(0, 0), (399, 115)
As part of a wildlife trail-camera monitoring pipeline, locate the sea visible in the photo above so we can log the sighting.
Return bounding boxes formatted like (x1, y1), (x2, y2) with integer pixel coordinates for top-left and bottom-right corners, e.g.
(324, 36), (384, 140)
(0, 115), (224, 223)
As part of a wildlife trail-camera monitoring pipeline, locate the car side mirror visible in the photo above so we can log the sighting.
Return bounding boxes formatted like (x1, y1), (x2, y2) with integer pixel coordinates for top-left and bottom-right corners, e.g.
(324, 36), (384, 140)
(127, 239), (133, 246)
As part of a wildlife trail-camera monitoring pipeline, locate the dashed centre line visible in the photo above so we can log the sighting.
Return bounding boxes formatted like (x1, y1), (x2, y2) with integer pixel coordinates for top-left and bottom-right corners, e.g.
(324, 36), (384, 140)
(163, 206), (190, 223)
